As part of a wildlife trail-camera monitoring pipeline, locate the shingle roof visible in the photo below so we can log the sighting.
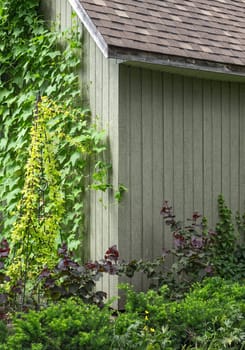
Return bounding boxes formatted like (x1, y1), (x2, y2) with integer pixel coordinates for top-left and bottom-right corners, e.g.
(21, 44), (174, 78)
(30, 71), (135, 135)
(76, 0), (245, 68)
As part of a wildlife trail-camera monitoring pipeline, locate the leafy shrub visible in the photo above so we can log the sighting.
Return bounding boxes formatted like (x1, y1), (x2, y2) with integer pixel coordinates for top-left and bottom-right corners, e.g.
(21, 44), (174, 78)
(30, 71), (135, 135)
(168, 278), (245, 349)
(157, 195), (245, 296)
(0, 298), (113, 350)
(113, 284), (174, 349)
(114, 278), (245, 349)
(0, 241), (121, 314)
(0, 278), (244, 349)
(212, 195), (245, 280)
(36, 243), (118, 307)
(0, 321), (7, 344)
(109, 195), (245, 301)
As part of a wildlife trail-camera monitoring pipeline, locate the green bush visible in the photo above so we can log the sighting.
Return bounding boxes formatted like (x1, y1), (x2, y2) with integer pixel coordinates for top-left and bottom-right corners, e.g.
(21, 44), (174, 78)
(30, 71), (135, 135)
(0, 321), (7, 344)
(0, 298), (113, 350)
(168, 278), (245, 349)
(1, 279), (244, 349)
(113, 278), (245, 350)
(158, 196), (245, 297)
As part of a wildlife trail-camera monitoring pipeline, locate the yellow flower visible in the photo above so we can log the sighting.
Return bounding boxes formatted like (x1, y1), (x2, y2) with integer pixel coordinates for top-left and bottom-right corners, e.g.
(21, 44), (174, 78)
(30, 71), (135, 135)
(150, 328), (155, 333)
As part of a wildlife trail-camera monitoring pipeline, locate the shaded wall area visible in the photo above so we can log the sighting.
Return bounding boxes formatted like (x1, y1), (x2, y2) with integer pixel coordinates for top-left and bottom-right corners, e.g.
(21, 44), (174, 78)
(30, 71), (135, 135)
(118, 64), (245, 289)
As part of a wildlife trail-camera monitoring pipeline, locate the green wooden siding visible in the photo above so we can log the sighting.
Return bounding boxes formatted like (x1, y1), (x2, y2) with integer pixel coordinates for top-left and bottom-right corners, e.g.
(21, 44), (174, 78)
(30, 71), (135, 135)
(118, 65), (245, 290)
(85, 30), (120, 298)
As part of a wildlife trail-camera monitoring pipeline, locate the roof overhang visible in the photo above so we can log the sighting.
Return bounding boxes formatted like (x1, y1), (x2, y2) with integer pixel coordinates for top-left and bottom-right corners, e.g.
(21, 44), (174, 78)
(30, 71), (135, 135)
(109, 46), (245, 82)
(69, 0), (245, 82)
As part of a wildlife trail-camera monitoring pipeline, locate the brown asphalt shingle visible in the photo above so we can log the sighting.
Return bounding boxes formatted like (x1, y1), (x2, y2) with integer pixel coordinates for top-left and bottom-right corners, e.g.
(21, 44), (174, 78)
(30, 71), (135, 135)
(79, 0), (245, 66)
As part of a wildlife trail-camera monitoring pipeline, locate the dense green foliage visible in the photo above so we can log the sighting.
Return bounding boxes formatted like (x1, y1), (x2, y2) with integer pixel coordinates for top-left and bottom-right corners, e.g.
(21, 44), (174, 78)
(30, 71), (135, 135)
(0, 0), (110, 254)
(213, 195), (245, 279)
(117, 278), (245, 349)
(0, 278), (244, 350)
(0, 298), (113, 350)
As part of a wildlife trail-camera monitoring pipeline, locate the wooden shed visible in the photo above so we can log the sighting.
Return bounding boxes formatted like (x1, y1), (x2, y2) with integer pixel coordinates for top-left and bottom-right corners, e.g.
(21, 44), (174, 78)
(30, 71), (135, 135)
(40, 0), (245, 297)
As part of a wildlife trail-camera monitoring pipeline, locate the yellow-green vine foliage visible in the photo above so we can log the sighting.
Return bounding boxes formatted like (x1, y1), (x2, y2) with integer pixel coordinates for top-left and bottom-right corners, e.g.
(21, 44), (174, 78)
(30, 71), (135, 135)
(8, 97), (64, 283)
(38, 97), (108, 251)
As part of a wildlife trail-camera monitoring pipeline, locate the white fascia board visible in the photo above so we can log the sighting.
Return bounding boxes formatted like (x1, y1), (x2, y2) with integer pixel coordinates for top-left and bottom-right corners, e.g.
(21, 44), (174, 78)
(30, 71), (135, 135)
(68, 0), (109, 58)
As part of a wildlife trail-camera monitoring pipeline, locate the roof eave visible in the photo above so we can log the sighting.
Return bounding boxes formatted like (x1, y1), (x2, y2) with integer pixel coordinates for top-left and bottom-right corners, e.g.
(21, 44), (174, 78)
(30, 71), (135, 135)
(68, 0), (109, 58)
(108, 45), (245, 79)
(68, 0), (245, 79)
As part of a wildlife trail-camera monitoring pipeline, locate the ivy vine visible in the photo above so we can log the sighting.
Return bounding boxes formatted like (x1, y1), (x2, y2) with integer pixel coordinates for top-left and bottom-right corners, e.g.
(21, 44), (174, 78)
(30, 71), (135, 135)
(0, 0), (114, 257)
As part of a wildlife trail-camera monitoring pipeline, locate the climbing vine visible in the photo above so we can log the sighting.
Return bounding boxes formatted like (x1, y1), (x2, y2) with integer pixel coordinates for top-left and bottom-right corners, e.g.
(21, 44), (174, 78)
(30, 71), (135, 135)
(8, 97), (64, 284)
(36, 97), (108, 249)
(0, 0), (112, 254)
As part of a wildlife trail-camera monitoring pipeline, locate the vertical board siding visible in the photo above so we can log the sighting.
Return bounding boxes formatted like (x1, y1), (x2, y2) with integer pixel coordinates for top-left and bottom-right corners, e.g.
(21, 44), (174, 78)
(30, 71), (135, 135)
(86, 40), (119, 298)
(162, 73), (174, 251)
(129, 68), (143, 290)
(39, 0), (56, 21)
(173, 75), (184, 219)
(211, 81), (222, 219)
(230, 85), (240, 212)
(118, 65), (131, 264)
(203, 80), (213, 222)
(40, 0), (119, 299)
(221, 83), (231, 204)
(119, 65), (245, 290)
(183, 77), (194, 220)
(88, 38), (96, 268)
(152, 71), (164, 259)
(142, 70), (153, 262)
(240, 85), (245, 218)
(192, 79), (204, 213)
